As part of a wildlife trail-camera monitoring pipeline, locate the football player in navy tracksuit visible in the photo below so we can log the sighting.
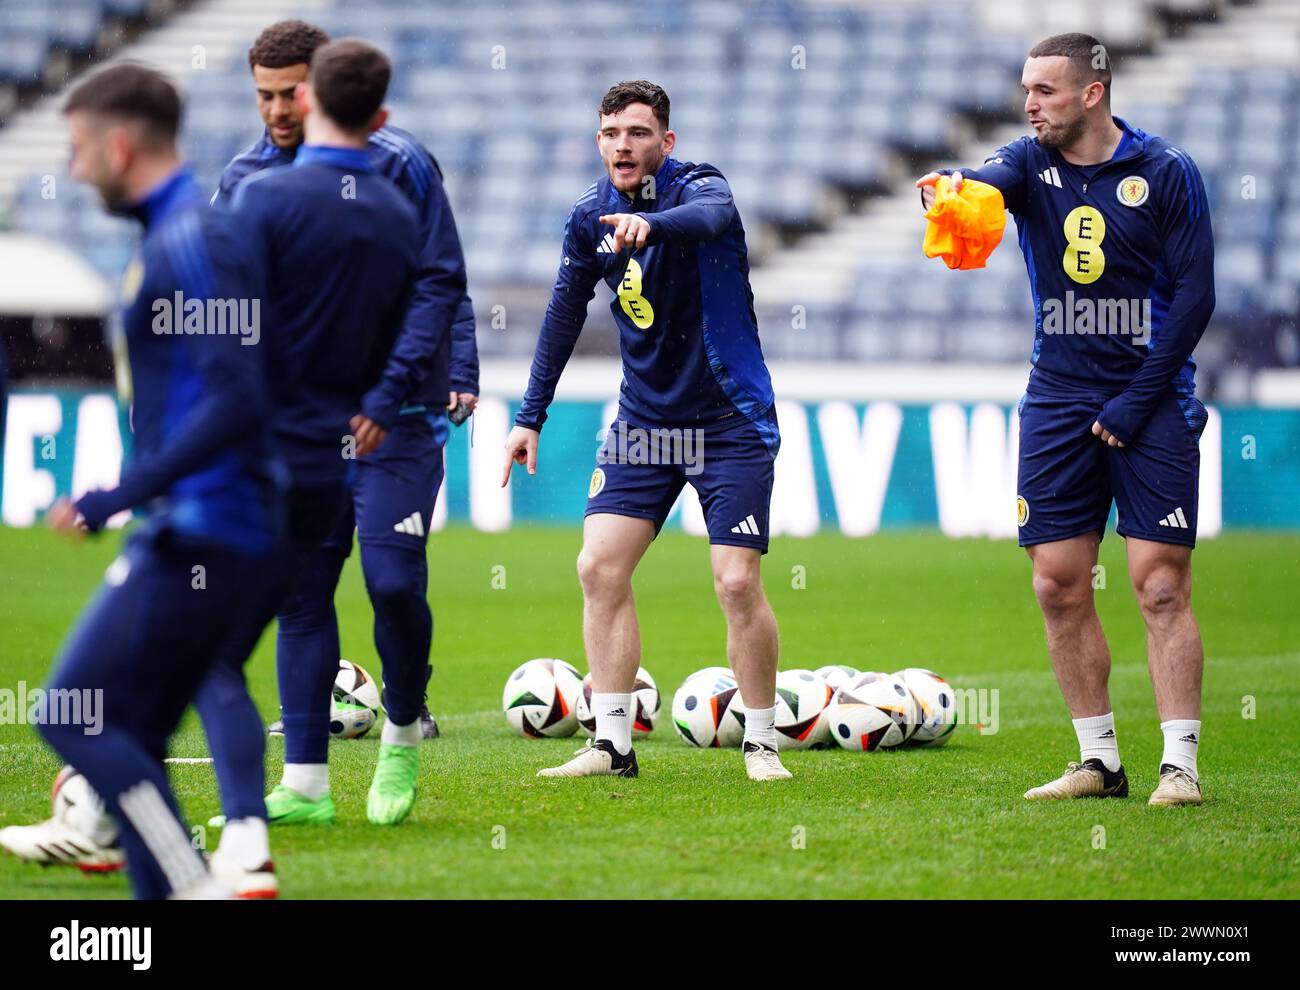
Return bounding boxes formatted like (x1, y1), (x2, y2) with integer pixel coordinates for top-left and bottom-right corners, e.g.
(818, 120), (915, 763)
(917, 33), (1215, 807)
(190, 39), (456, 896)
(207, 21), (478, 749)
(0, 64), (283, 899)
(503, 81), (792, 782)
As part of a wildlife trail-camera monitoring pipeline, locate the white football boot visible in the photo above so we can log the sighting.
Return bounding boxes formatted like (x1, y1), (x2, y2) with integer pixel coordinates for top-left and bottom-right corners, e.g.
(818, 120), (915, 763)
(0, 819), (125, 872)
(1024, 759), (1129, 800)
(1148, 765), (1203, 807)
(537, 739), (638, 778)
(743, 742), (793, 781)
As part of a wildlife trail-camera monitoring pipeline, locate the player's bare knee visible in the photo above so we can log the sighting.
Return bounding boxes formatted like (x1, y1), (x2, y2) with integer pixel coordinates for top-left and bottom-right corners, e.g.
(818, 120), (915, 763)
(576, 549), (631, 602)
(1134, 567), (1190, 622)
(713, 564), (762, 614)
(1032, 569), (1092, 619)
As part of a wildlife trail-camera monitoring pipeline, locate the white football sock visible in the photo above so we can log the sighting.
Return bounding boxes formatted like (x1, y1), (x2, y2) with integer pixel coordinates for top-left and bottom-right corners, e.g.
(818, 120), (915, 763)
(382, 717), (422, 747)
(593, 692), (633, 755)
(743, 704), (778, 751)
(1073, 712), (1120, 772)
(217, 817), (270, 868)
(1159, 719), (1201, 779)
(282, 763), (329, 800)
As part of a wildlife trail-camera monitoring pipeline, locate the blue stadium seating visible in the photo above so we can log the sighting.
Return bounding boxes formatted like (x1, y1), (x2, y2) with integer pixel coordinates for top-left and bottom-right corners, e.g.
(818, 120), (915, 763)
(2, 0), (1293, 376)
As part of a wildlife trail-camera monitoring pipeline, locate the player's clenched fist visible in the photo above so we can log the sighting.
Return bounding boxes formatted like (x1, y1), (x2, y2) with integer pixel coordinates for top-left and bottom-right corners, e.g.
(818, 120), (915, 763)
(598, 212), (651, 252)
(502, 425), (540, 486)
(915, 169), (963, 210)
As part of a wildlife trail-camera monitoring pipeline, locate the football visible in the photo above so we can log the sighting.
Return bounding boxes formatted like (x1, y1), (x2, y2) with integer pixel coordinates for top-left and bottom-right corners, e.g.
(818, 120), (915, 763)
(813, 664), (860, 694)
(774, 669), (834, 749)
(575, 667), (661, 738)
(827, 672), (920, 751)
(501, 658), (583, 738)
(671, 667), (745, 748)
(51, 766), (118, 847)
(896, 667), (957, 747)
(330, 658), (382, 740)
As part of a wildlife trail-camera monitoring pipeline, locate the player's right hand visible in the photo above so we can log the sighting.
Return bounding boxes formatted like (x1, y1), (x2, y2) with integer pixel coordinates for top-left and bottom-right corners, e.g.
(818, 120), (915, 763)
(502, 425), (540, 486)
(350, 414), (388, 457)
(46, 497), (86, 541)
(915, 170), (962, 211)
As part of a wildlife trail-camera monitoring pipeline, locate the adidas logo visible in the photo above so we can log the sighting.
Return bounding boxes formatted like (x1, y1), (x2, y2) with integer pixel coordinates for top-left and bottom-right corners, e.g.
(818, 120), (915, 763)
(1098, 728), (1116, 738)
(730, 514), (761, 536)
(393, 512), (425, 537)
(1157, 507), (1189, 529)
(1179, 732), (1199, 743)
(606, 707), (627, 717)
(595, 232), (619, 255)
(1038, 166), (1062, 188)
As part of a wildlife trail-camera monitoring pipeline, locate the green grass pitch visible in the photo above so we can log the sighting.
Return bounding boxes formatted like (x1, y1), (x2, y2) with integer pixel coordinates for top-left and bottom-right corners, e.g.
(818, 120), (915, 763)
(1, 525), (1297, 899)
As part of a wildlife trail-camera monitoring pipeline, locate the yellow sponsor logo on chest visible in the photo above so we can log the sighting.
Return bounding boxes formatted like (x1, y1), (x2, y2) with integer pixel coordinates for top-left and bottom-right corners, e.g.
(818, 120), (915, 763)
(1062, 205), (1106, 285)
(617, 258), (655, 329)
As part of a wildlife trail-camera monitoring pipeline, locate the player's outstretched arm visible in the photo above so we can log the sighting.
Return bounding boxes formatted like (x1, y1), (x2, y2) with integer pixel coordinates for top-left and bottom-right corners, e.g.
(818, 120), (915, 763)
(501, 425), (540, 486)
(616, 171), (737, 247)
(74, 217), (269, 532)
(513, 202), (603, 437)
(915, 140), (1031, 213)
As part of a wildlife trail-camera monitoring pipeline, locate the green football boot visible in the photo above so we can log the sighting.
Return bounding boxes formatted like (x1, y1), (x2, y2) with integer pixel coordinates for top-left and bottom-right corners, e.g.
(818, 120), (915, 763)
(264, 784), (336, 825)
(367, 745), (420, 825)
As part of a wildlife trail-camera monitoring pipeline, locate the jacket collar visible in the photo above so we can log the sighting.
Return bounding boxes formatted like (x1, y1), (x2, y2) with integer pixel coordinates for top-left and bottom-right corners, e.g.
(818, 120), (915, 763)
(124, 166), (201, 229)
(1047, 117), (1148, 170)
(294, 144), (375, 173)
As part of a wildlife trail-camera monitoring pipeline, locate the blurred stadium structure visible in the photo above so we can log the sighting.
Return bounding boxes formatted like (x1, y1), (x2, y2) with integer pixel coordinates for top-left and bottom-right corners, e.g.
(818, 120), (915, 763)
(2, 0), (1298, 384)
(0, 0), (1297, 535)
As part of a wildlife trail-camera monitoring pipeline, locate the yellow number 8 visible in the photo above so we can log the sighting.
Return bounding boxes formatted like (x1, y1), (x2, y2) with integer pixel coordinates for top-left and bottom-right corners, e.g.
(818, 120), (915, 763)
(1062, 205), (1106, 285)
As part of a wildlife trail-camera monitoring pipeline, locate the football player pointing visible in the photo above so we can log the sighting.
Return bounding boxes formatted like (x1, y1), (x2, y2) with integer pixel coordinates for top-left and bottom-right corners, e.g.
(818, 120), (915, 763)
(503, 81), (790, 782)
(917, 34), (1214, 806)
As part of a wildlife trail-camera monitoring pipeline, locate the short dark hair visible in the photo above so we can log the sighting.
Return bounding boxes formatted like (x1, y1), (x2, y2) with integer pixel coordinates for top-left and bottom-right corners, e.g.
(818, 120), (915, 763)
(248, 19), (330, 71)
(599, 80), (670, 130)
(63, 62), (182, 144)
(1028, 33), (1112, 103)
(308, 39), (392, 131)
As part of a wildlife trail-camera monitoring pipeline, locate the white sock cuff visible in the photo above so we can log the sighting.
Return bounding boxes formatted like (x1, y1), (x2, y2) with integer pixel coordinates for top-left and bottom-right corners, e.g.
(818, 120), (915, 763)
(1159, 719), (1201, 778)
(282, 763), (329, 800)
(593, 693), (633, 755)
(1072, 712), (1116, 733)
(217, 817), (270, 867)
(743, 704), (777, 728)
(1072, 712), (1120, 772)
(382, 717), (423, 747)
